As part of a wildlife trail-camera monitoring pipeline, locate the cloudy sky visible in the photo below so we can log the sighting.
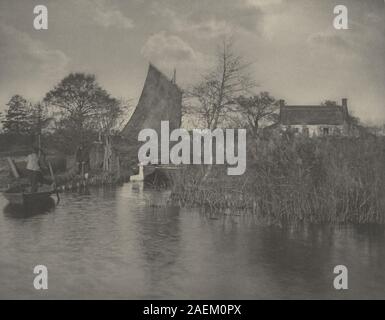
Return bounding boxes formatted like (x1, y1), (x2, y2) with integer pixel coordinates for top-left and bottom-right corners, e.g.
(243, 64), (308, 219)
(0, 0), (384, 124)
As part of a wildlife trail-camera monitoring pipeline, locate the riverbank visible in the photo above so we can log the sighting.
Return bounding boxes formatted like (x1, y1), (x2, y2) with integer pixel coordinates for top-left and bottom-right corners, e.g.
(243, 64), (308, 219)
(171, 135), (385, 224)
(2, 135), (385, 225)
(54, 170), (130, 191)
(0, 153), (131, 192)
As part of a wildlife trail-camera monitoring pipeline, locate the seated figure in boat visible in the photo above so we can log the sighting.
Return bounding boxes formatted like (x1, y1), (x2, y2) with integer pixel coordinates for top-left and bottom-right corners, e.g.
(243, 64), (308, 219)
(26, 147), (52, 192)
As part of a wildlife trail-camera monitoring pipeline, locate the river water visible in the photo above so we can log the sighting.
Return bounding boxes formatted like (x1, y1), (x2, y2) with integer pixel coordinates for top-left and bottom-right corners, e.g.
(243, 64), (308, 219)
(0, 183), (384, 299)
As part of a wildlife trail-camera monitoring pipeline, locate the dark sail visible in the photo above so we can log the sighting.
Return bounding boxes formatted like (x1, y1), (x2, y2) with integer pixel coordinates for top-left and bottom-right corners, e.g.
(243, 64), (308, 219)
(122, 64), (182, 142)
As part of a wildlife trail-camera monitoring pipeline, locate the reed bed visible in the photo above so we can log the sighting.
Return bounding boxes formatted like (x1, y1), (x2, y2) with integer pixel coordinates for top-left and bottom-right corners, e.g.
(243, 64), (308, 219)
(171, 135), (385, 224)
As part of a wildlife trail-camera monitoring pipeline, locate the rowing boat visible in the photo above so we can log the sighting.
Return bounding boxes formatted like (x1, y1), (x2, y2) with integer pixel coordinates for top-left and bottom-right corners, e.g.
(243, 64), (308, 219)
(2, 189), (56, 206)
(3, 156), (59, 206)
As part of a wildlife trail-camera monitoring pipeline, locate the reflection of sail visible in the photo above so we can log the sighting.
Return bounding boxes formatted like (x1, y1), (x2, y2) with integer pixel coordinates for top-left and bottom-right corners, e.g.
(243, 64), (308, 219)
(135, 203), (181, 297)
(122, 64), (182, 143)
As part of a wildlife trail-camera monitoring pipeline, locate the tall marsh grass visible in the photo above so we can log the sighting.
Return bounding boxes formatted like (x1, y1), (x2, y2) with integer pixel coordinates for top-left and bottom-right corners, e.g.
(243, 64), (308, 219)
(171, 134), (385, 224)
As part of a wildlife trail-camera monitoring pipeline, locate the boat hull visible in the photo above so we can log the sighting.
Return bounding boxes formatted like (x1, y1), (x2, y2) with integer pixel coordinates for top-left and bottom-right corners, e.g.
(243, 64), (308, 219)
(2, 191), (53, 205)
(143, 165), (181, 187)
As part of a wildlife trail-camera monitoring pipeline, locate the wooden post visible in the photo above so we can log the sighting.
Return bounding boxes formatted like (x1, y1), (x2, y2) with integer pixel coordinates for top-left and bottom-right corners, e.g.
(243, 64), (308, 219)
(103, 135), (112, 172)
(116, 155), (120, 179)
(38, 135), (41, 157)
(48, 161), (57, 189)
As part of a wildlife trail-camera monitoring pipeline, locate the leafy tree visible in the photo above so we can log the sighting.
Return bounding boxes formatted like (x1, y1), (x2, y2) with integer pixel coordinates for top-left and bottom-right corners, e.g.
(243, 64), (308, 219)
(28, 102), (52, 136)
(94, 97), (128, 137)
(2, 95), (31, 135)
(44, 73), (121, 145)
(235, 92), (278, 139)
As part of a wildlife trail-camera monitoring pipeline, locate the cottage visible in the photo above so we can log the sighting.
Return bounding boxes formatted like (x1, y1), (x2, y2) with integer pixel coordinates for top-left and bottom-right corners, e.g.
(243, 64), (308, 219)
(279, 98), (351, 136)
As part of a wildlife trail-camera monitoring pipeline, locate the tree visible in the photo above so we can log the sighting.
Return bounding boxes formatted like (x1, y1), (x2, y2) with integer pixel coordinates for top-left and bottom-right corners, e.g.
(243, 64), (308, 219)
(186, 39), (254, 129)
(2, 95), (31, 135)
(92, 97), (128, 171)
(44, 73), (120, 145)
(28, 102), (52, 136)
(235, 92), (278, 139)
(94, 98), (128, 137)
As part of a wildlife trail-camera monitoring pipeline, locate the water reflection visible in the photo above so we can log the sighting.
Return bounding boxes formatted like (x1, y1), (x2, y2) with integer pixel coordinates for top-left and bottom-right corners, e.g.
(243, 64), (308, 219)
(136, 206), (181, 298)
(0, 185), (384, 299)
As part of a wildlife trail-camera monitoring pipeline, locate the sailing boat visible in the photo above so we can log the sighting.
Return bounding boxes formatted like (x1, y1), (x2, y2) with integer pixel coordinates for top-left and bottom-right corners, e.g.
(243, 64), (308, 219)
(121, 64), (182, 184)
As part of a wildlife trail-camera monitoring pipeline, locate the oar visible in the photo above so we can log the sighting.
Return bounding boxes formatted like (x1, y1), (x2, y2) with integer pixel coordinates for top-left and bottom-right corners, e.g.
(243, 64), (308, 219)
(48, 161), (55, 185)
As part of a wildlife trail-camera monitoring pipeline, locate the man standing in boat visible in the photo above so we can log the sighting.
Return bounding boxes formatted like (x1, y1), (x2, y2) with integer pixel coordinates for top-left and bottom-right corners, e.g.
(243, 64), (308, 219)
(26, 146), (50, 192)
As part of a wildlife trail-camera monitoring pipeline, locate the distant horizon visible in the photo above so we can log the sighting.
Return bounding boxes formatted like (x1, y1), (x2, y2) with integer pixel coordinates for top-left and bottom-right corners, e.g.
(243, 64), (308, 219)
(0, 64), (382, 129)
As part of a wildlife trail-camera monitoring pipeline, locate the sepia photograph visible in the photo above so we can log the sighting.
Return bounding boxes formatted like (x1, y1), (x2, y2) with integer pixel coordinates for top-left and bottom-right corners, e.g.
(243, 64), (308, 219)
(0, 0), (384, 305)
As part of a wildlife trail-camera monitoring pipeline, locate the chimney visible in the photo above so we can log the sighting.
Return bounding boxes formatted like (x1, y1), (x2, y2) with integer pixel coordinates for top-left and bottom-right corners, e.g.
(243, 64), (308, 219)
(278, 100), (285, 124)
(342, 98), (349, 121)
(341, 98), (348, 118)
(342, 98), (347, 108)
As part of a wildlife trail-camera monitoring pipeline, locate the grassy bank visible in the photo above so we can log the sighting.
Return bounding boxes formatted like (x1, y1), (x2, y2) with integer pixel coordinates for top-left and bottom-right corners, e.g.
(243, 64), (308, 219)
(54, 170), (130, 191)
(171, 135), (385, 224)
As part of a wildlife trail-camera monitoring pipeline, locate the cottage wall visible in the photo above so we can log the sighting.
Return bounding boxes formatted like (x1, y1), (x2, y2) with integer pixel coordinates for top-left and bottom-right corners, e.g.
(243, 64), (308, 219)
(281, 124), (345, 136)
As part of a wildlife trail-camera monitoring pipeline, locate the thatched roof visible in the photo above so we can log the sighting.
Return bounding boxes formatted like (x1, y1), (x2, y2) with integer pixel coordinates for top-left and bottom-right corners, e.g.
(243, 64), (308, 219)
(280, 105), (347, 126)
